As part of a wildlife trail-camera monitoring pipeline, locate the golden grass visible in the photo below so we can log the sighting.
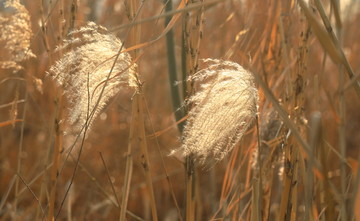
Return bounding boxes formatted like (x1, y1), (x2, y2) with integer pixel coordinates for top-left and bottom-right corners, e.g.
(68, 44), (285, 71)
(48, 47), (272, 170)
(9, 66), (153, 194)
(1, 0), (360, 220)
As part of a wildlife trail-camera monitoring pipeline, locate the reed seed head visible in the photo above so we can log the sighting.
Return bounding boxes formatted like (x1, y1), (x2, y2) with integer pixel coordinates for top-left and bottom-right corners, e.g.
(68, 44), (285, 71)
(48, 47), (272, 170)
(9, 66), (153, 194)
(180, 59), (258, 164)
(0, 0), (35, 71)
(48, 22), (135, 133)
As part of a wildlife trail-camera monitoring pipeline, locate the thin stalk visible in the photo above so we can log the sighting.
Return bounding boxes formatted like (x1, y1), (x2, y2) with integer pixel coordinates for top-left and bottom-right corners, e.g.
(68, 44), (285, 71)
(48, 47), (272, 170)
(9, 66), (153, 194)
(299, 0), (360, 97)
(164, 0), (185, 132)
(143, 97), (183, 221)
(0, 176), (16, 212)
(47, 1), (66, 218)
(251, 116), (263, 221)
(333, 1), (348, 219)
(339, 66), (348, 221)
(290, 146), (299, 221)
(249, 66), (320, 170)
(279, 134), (294, 221)
(37, 2), (54, 218)
(185, 154), (196, 221)
(308, 112), (334, 221)
(110, 0), (223, 32)
(13, 85), (28, 214)
(305, 113), (320, 221)
(99, 152), (120, 206)
(47, 93), (63, 221)
(182, 1), (203, 220)
(120, 1), (145, 220)
(119, 95), (137, 221)
(138, 94), (158, 221)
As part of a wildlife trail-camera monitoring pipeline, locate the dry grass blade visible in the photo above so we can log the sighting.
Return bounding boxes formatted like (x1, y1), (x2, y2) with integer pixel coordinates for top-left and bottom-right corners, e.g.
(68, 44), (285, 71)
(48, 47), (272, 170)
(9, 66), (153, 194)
(2, 1), (360, 220)
(178, 59), (258, 164)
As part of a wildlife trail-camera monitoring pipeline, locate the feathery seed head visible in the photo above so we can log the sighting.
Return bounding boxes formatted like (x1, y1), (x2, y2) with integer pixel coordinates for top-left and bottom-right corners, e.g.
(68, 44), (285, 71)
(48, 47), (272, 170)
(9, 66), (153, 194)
(48, 22), (136, 133)
(0, 0), (35, 71)
(180, 59), (258, 164)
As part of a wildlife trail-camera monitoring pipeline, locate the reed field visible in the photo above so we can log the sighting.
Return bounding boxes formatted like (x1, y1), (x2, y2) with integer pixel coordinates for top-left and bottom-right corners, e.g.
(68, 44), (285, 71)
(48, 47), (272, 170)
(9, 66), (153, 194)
(1, 0), (360, 220)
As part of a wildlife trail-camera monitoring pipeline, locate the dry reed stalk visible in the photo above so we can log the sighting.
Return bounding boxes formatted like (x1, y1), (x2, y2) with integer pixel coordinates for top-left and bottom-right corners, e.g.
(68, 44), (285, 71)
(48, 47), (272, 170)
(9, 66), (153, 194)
(185, 154), (195, 221)
(278, 135), (298, 221)
(119, 2), (141, 219)
(119, 1), (139, 219)
(13, 89), (28, 215)
(181, 1), (204, 220)
(213, 142), (253, 219)
(119, 88), (158, 221)
(338, 58), (348, 221)
(278, 4), (307, 218)
(305, 112), (322, 221)
(121, 1), (158, 220)
(36, 2), (56, 217)
(69, 0), (77, 31)
(250, 116), (263, 221)
(311, 1), (349, 219)
(332, 2), (348, 219)
(290, 148), (299, 221)
(47, 1), (68, 218)
(257, 110), (284, 220)
(119, 96), (136, 221)
(47, 94), (63, 221)
(137, 94), (158, 221)
(298, 0), (360, 98)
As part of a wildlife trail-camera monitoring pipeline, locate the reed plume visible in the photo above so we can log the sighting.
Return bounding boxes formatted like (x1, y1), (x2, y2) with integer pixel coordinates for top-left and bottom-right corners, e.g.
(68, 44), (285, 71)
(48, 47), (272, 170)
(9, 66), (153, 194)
(178, 59), (258, 164)
(48, 22), (135, 133)
(0, 0), (35, 71)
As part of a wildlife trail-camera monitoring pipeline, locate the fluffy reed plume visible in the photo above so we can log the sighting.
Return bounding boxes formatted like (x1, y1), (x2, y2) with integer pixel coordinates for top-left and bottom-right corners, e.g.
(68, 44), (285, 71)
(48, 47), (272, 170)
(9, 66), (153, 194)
(0, 0), (35, 71)
(48, 22), (135, 132)
(179, 59), (258, 163)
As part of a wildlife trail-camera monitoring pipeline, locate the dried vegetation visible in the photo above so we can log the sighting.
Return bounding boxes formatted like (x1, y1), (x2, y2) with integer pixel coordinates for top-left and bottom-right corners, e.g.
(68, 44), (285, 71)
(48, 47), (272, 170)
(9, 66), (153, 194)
(1, 0), (360, 220)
